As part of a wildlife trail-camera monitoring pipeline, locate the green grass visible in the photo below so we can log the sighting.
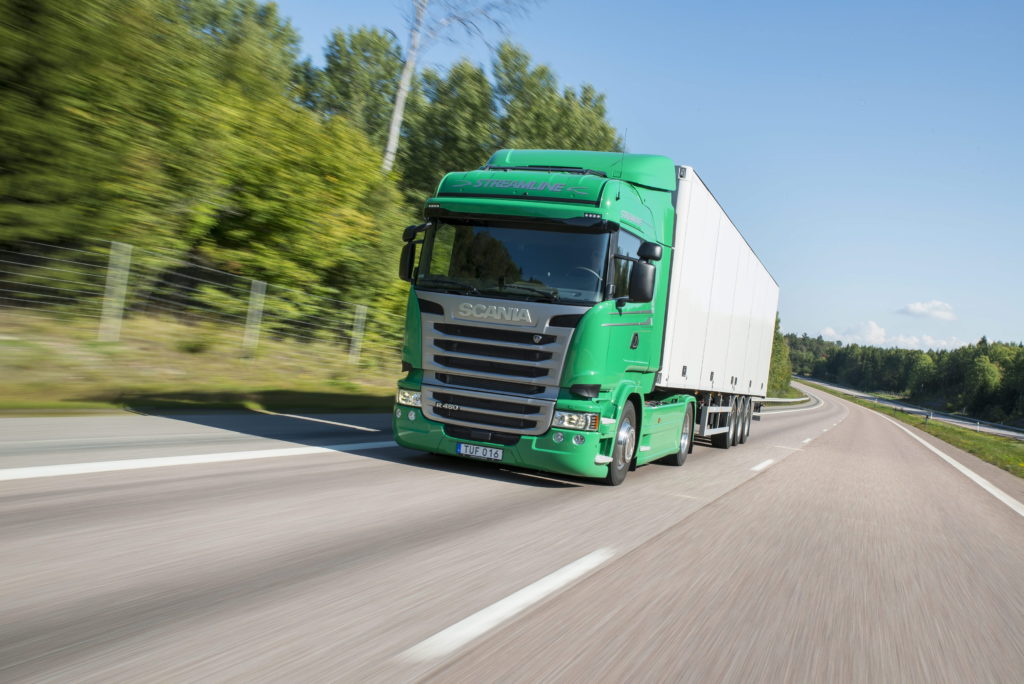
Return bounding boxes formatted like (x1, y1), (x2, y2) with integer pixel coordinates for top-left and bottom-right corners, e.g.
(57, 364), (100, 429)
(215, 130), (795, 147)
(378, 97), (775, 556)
(799, 380), (1024, 479)
(0, 311), (400, 414)
(773, 384), (806, 399)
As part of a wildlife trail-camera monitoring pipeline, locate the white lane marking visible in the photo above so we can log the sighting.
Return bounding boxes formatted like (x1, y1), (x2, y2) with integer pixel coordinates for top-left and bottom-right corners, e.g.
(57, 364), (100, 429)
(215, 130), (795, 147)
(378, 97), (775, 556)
(822, 428), (828, 432)
(771, 445), (801, 451)
(760, 400), (825, 415)
(878, 414), (1024, 518)
(801, 438), (812, 444)
(401, 548), (615, 662)
(751, 459), (775, 472)
(253, 409), (381, 432)
(0, 441), (397, 481)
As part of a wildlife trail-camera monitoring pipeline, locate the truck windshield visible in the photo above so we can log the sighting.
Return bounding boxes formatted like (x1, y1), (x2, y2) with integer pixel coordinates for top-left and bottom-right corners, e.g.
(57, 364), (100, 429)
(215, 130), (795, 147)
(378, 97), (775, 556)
(417, 221), (609, 304)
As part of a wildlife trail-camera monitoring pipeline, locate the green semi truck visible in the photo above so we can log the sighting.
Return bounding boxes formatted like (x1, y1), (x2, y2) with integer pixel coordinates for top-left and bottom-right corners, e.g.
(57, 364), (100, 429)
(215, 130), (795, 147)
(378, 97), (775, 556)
(393, 149), (779, 485)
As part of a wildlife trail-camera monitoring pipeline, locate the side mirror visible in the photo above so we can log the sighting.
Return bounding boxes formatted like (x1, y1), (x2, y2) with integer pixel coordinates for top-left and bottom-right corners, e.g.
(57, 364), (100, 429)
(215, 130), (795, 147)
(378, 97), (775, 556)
(402, 224), (423, 242)
(638, 241), (662, 261)
(399, 242), (416, 282)
(628, 261), (655, 302)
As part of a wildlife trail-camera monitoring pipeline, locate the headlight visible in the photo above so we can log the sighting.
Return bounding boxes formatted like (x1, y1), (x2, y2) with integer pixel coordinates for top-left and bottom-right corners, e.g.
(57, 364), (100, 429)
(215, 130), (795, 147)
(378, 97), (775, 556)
(552, 410), (599, 431)
(396, 389), (422, 407)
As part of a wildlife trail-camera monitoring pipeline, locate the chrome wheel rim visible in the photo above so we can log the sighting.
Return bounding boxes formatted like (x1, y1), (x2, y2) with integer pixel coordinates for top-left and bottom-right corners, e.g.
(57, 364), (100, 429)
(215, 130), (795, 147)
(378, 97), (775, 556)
(680, 411), (691, 452)
(616, 418), (635, 471)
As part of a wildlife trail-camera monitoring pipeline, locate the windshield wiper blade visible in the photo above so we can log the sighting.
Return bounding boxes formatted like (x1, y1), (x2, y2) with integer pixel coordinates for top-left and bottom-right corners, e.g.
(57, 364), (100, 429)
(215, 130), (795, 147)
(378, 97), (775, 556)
(417, 277), (480, 295)
(481, 284), (559, 302)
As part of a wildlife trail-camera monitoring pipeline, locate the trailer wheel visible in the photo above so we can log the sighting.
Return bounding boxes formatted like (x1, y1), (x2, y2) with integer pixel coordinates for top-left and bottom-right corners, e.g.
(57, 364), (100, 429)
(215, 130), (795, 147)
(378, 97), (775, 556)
(663, 403), (694, 466)
(711, 398), (733, 450)
(738, 398), (752, 444)
(741, 397), (749, 446)
(730, 398), (744, 446)
(605, 403), (636, 486)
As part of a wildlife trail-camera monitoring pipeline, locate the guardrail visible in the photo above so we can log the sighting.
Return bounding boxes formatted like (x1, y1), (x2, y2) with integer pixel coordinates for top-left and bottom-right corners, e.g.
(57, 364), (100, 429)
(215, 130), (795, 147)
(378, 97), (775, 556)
(796, 378), (1024, 441)
(859, 396), (1024, 440)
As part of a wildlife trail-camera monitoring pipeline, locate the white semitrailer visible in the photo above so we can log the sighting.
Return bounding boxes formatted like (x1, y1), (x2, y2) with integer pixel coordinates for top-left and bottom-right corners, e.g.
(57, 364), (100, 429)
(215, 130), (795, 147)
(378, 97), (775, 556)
(658, 166), (780, 445)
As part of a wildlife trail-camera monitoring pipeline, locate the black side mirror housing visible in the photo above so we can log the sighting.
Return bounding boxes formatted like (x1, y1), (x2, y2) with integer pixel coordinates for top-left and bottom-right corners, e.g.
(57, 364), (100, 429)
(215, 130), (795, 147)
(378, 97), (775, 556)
(402, 224), (422, 242)
(628, 261), (655, 302)
(399, 242), (416, 282)
(638, 241), (662, 261)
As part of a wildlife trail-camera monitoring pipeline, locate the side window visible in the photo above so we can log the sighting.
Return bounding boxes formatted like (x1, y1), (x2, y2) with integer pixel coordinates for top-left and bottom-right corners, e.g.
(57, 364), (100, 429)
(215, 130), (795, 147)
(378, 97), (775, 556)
(422, 223), (457, 277)
(611, 230), (643, 298)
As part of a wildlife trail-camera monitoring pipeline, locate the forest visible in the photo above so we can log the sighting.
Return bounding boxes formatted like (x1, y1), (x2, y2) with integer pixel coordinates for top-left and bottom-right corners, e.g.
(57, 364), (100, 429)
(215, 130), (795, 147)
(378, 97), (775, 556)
(788, 334), (1024, 426)
(1, 0), (621, 323)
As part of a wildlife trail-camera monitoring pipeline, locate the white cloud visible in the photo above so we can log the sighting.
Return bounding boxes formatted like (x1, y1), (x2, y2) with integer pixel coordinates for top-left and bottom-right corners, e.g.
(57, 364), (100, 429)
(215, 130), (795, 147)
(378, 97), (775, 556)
(819, 321), (962, 350)
(898, 300), (956, 321)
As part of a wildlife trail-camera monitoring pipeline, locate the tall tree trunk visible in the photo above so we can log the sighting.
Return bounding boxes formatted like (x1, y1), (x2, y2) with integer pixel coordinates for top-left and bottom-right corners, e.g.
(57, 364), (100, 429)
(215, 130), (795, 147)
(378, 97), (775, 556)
(382, 0), (427, 173)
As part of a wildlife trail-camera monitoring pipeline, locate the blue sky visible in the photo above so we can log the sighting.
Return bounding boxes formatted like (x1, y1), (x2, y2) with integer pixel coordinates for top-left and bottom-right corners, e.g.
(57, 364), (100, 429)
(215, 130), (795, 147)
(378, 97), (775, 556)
(275, 0), (1023, 348)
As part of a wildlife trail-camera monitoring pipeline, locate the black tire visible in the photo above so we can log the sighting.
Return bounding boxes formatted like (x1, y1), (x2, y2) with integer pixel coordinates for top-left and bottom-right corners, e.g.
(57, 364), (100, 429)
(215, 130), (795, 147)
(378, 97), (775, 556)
(738, 397), (751, 445)
(711, 398), (733, 449)
(663, 403), (694, 466)
(605, 403), (637, 486)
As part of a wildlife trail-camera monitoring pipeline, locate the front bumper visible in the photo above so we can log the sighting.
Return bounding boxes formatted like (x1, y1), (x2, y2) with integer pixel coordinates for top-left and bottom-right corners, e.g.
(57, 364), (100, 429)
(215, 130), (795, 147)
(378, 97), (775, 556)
(392, 405), (612, 480)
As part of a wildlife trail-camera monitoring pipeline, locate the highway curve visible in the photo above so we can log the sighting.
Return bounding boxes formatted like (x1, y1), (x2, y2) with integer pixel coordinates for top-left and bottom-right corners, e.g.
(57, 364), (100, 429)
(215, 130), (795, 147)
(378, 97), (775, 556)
(1, 384), (1022, 682)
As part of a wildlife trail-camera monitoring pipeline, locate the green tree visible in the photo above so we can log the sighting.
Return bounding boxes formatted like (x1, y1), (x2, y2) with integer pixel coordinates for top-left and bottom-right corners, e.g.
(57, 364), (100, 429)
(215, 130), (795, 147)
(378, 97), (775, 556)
(178, 0), (301, 99)
(493, 42), (621, 152)
(767, 314), (793, 396)
(964, 354), (1002, 413)
(320, 27), (403, 147)
(0, 0), (226, 250)
(400, 59), (498, 199)
(905, 351), (936, 396)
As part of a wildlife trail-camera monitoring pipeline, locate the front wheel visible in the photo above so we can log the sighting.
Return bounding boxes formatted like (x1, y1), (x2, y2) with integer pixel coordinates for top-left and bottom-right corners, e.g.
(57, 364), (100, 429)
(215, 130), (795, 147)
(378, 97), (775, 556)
(605, 403), (637, 486)
(663, 403), (694, 466)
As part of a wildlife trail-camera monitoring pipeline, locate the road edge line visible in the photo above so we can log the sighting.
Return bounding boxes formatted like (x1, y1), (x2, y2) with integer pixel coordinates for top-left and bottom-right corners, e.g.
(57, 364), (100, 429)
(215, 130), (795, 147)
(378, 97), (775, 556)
(878, 414), (1024, 518)
(0, 441), (397, 481)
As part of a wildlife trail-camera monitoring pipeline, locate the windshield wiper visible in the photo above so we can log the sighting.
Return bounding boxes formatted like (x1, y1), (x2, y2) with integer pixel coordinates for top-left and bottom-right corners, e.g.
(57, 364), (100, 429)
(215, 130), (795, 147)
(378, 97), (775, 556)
(417, 277), (480, 295)
(480, 283), (559, 302)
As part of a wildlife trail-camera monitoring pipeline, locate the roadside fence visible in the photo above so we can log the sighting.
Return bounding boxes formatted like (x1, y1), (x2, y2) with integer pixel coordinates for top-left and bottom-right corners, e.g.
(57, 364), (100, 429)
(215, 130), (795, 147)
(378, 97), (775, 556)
(0, 239), (403, 366)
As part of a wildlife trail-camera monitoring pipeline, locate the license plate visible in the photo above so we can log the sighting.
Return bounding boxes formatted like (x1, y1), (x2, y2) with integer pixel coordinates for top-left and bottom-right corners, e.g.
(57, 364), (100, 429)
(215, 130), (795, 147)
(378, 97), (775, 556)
(456, 443), (503, 461)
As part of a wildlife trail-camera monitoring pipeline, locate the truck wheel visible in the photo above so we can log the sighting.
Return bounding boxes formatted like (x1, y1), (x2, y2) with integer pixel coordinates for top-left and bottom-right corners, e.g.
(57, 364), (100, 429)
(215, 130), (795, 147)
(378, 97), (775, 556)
(738, 398), (751, 444)
(736, 397), (746, 444)
(605, 403), (636, 486)
(663, 403), (694, 466)
(711, 399), (733, 449)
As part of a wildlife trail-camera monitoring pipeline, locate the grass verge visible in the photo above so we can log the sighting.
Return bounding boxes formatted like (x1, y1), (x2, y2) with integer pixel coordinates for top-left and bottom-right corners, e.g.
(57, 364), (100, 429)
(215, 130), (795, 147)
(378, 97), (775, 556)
(800, 380), (1024, 479)
(1, 311), (400, 414)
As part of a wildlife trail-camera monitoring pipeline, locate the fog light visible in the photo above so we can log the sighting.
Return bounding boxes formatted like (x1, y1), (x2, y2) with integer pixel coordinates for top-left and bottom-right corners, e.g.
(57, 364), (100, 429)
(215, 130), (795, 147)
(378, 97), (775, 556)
(572, 434), (586, 445)
(552, 432), (564, 443)
(395, 408), (402, 418)
(408, 410), (416, 421)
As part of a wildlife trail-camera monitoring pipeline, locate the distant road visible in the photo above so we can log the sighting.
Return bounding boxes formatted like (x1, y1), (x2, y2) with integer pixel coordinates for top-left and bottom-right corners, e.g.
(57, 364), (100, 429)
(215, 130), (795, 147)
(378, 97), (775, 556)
(1, 385), (1022, 681)
(803, 377), (1024, 441)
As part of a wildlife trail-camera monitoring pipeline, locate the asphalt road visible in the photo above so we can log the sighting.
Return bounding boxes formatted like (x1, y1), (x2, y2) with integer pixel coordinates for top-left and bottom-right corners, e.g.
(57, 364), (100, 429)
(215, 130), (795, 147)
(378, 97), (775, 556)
(1, 384), (1022, 682)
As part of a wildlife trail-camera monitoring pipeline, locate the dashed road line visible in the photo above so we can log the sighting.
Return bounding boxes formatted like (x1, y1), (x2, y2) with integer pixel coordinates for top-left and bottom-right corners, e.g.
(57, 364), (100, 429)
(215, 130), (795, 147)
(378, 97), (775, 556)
(401, 548), (616, 662)
(751, 459), (775, 472)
